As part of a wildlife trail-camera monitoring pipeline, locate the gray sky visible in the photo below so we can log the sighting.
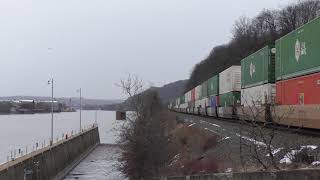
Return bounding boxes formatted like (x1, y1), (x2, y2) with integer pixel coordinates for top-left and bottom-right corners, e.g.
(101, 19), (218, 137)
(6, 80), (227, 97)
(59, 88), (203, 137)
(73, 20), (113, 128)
(0, 0), (292, 99)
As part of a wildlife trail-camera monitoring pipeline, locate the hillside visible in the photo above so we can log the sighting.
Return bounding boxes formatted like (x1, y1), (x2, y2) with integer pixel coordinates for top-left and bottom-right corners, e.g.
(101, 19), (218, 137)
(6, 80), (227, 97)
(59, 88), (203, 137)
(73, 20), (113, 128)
(151, 80), (187, 104)
(102, 79), (187, 111)
(186, 1), (320, 91)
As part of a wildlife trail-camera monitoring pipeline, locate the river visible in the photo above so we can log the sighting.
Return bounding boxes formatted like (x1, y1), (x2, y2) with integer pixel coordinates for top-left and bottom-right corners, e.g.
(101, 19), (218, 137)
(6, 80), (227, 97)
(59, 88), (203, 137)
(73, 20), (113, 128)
(0, 110), (122, 164)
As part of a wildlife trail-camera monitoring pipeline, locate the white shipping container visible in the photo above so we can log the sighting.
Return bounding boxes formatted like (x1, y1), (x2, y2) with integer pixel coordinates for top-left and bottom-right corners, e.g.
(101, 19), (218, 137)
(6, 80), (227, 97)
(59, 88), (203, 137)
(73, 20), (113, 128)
(175, 98), (180, 108)
(200, 98), (209, 108)
(185, 91), (191, 103)
(180, 103), (188, 109)
(195, 99), (201, 108)
(219, 66), (241, 94)
(241, 83), (276, 107)
(195, 85), (202, 100)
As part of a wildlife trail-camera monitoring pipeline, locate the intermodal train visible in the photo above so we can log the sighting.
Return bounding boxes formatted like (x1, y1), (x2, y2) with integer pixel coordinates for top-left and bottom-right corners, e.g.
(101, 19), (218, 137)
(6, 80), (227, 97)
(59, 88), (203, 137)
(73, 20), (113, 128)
(169, 16), (320, 130)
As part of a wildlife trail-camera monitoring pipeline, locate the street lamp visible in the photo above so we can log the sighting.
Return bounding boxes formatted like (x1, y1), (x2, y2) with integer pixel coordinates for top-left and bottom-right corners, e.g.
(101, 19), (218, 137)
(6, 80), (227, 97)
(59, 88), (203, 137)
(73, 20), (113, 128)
(47, 79), (54, 145)
(77, 88), (82, 132)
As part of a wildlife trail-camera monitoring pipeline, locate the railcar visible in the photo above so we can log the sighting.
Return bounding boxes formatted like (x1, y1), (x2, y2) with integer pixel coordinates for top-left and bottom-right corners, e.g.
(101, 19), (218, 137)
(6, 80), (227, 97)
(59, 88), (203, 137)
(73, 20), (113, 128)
(169, 16), (320, 130)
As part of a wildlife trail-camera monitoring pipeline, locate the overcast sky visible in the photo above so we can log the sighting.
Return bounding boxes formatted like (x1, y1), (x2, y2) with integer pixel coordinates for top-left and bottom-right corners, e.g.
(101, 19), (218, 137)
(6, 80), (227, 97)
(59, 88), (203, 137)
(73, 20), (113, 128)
(0, 0), (292, 99)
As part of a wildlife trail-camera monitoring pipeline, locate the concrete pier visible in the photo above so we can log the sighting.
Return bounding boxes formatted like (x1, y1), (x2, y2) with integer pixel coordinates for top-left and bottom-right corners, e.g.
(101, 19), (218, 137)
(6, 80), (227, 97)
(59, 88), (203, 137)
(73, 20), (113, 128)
(0, 126), (100, 180)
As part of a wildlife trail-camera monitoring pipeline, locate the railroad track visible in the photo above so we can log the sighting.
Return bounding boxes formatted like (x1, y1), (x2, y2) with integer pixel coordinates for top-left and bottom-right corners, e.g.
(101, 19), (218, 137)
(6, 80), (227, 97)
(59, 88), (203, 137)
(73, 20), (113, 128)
(172, 111), (320, 137)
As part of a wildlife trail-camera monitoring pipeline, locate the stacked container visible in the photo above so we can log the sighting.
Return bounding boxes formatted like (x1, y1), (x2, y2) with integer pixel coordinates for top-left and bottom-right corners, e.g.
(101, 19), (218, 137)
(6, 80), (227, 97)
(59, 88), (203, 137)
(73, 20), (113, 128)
(194, 85), (202, 114)
(218, 66), (241, 118)
(206, 75), (219, 117)
(185, 91), (191, 113)
(241, 45), (276, 107)
(199, 81), (208, 115)
(240, 45), (276, 122)
(179, 95), (187, 111)
(191, 88), (196, 113)
(274, 16), (320, 129)
(276, 16), (320, 105)
(218, 66), (241, 107)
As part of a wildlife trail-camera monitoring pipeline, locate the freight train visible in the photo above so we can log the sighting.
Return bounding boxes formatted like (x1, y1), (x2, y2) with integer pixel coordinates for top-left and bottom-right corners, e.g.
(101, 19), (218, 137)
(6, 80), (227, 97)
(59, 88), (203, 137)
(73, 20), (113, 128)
(169, 16), (320, 130)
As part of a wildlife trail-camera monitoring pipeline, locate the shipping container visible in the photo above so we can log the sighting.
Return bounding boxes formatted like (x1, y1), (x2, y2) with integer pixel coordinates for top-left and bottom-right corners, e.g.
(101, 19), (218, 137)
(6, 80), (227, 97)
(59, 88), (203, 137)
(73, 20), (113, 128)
(218, 91), (241, 107)
(241, 84), (276, 107)
(180, 103), (188, 109)
(201, 81), (208, 99)
(195, 85), (202, 100)
(185, 91), (191, 103)
(208, 75), (219, 96)
(208, 96), (218, 117)
(237, 106), (268, 122)
(188, 101), (195, 113)
(219, 66), (241, 94)
(200, 98), (208, 108)
(207, 107), (217, 117)
(209, 96), (219, 108)
(191, 89), (196, 102)
(276, 17), (320, 80)
(175, 98), (180, 108)
(276, 72), (320, 105)
(195, 99), (201, 108)
(272, 105), (320, 129)
(241, 45), (275, 88)
(198, 97), (208, 115)
(217, 107), (236, 119)
(180, 95), (185, 104)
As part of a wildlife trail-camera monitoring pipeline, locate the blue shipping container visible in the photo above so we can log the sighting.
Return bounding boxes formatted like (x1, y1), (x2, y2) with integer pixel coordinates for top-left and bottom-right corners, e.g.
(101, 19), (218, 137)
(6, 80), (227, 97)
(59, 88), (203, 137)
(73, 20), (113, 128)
(209, 96), (218, 108)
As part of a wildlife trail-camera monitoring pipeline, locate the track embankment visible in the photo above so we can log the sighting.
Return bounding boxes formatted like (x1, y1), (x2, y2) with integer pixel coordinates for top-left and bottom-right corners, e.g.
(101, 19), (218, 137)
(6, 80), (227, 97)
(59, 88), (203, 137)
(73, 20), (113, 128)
(157, 168), (320, 180)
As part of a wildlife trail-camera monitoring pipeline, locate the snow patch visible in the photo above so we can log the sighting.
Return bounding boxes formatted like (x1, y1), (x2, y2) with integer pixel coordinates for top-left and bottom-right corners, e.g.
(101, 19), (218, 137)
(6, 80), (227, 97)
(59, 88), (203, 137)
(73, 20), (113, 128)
(221, 137), (231, 141)
(266, 148), (283, 157)
(204, 128), (218, 134)
(188, 123), (196, 127)
(280, 145), (318, 164)
(235, 133), (266, 147)
(169, 154), (180, 167)
(200, 120), (221, 127)
(312, 161), (320, 165)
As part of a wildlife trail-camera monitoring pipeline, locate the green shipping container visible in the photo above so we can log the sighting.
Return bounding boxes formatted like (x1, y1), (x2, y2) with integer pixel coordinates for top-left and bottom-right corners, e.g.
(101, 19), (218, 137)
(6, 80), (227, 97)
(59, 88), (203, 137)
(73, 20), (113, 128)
(180, 95), (185, 104)
(241, 45), (275, 88)
(276, 17), (320, 80)
(219, 91), (241, 107)
(207, 75), (219, 96)
(201, 81), (208, 99)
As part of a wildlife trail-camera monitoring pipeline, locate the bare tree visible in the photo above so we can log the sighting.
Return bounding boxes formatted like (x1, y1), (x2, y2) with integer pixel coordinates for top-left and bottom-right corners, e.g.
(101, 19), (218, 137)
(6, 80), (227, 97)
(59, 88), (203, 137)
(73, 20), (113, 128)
(186, 0), (320, 92)
(117, 75), (169, 180)
(237, 94), (296, 171)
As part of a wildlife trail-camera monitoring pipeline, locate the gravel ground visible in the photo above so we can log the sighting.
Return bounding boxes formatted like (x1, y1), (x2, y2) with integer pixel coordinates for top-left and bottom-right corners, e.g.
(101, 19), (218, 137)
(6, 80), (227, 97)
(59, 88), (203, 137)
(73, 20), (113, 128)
(63, 144), (126, 180)
(175, 112), (320, 169)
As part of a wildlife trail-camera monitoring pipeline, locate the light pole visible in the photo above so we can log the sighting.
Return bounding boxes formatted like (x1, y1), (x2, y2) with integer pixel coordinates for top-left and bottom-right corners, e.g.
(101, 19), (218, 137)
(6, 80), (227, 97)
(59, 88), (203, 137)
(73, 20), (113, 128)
(77, 88), (82, 132)
(48, 79), (54, 145)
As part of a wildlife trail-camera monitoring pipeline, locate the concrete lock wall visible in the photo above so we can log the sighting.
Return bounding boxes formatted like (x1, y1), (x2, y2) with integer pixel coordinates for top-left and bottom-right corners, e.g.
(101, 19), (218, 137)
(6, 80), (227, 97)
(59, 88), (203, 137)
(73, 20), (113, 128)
(0, 127), (100, 180)
(160, 168), (320, 180)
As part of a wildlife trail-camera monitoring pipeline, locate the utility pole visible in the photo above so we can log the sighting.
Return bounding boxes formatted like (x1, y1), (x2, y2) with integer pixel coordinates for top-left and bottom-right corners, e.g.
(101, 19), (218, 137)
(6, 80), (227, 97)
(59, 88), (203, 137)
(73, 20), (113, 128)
(95, 110), (98, 125)
(77, 88), (82, 132)
(80, 88), (82, 132)
(48, 79), (54, 145)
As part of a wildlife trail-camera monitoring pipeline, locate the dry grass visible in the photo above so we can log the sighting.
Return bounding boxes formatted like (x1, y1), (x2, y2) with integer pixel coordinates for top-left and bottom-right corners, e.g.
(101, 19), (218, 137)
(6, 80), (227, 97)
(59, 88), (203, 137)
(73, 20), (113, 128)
(163, 117), (221, 176)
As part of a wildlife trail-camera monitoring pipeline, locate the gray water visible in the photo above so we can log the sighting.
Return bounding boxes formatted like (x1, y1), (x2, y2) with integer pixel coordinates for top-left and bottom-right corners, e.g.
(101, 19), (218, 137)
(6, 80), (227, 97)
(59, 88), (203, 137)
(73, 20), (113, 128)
(0, 110), (122, 164)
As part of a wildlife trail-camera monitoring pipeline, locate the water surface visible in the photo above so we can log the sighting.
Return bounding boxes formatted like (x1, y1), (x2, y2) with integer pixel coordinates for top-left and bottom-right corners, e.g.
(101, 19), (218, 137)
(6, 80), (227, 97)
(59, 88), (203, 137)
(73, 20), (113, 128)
(0, 110), (121, 164)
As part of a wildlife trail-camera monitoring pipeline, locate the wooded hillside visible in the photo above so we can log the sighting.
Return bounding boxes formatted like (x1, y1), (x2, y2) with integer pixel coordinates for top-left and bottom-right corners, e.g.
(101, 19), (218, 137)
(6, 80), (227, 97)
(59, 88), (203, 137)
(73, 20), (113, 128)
(186, 0), (320, 91)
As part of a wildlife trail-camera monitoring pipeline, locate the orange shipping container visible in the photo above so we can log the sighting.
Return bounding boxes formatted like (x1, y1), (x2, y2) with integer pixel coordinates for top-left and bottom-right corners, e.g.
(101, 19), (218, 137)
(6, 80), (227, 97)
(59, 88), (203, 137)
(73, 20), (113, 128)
(191, 88), (196, 102)
(276, 72), (320, 105)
